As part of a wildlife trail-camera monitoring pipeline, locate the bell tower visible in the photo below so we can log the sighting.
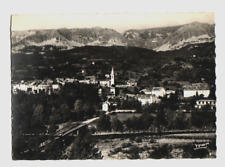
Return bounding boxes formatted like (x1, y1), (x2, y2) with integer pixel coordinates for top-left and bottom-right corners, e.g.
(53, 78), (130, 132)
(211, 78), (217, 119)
(110, 67), (115, 86)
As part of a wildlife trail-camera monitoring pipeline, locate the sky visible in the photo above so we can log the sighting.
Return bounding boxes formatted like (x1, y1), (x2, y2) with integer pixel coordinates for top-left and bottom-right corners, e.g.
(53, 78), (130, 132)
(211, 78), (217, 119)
(11, 13), (214, 33)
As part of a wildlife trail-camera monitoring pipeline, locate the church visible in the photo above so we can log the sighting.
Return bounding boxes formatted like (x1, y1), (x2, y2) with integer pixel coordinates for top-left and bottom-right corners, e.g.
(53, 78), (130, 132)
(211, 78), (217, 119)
(98, 67), (115, 88)
(101, 67), (116, 111)
(99, 67), (116, 100)
(109, 67), (116, 96)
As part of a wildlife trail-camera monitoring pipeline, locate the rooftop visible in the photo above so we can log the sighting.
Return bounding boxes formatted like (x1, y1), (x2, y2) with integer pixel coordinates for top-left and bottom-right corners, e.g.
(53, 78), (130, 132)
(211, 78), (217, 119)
(196, 99), (215, 102)
(183, 83), (209, 90)
(152, 87), (164, 91)
(136, 94), (151, 99)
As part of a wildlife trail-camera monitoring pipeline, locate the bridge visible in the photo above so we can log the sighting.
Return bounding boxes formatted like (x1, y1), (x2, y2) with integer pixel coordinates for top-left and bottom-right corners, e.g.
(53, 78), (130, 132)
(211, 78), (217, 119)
(39, 111), (112, 149)
(54, 116), (100, 137)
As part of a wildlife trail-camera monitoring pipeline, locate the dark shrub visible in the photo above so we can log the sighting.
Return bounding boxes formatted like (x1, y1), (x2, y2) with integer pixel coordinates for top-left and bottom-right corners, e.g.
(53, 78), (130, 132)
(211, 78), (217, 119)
(135, 137), (142, 143)
(122, 142), (132, 148)
(150, 144), (172, 159)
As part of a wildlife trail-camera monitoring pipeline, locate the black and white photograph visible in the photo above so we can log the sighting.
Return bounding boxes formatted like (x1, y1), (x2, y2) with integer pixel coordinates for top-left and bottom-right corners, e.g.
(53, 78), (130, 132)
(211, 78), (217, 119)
(10, 12), (217, 160)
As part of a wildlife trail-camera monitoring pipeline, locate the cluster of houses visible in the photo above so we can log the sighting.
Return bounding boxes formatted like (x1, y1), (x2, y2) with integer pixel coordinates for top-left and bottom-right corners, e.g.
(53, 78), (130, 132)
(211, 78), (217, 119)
(12, 80), (60, 95)
(12, 66), (215, 112)
(182, 83), (215, 110)
(183, 83), (210, 98)
(101, 72), (215, 112)
(102, 86), (173, 112)
(11, 67), (116, 97)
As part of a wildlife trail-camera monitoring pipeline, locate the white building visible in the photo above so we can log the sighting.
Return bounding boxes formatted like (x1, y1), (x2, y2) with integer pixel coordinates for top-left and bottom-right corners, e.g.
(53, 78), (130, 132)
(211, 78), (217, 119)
(136, 94), (160, 105)
(99, 80), (110, 87)
(183, 83), (210, 98)
(36, 84), (50, 93)
(102, 101), (110, 111)
(98, 88), (102, 95)
(152, 87), (166, 97)
(12, 80), (60, 95)
(52, 84), (60, 92)
(195, 99), (215, 109)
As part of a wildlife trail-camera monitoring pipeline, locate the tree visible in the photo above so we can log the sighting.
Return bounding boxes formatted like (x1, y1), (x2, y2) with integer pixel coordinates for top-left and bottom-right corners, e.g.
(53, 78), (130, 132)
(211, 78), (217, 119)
(111, 117), (123, 132)
(59, 104), (71, 122)
(50, 103), (71, 123)
(70, 130), (100, 159)
(48, 122), (57, 140)
(33, 104), (44, 123)
(191, 111), (204, 128)
(174, 115), (186, 130)
(155, 110), (168, 131)
(74, 99), (84, 111)
(141, 111), (154, 130)
(83, 103), (96, 119)
(96, 112), (111, 131)
(74, 99), (84, 120)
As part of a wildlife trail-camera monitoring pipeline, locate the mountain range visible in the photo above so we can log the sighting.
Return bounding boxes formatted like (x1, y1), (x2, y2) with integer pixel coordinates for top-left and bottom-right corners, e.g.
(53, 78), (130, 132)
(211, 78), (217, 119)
(11, 22), (215, 51)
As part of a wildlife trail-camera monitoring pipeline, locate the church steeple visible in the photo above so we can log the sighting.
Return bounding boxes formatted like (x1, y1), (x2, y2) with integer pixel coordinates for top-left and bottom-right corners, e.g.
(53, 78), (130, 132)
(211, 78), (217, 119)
(110, 67), (115, 86)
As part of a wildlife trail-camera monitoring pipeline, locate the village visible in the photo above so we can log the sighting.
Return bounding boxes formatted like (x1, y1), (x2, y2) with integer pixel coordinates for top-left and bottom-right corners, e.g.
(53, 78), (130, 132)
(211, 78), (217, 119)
(11, 65), (217, 159)
(12, 66), (216, 113)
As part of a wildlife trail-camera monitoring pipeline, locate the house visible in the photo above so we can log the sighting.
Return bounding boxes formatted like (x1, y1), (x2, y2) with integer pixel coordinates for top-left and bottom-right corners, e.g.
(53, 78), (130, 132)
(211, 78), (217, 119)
(12, 80), (37, 94)
(99, 80), (110, 87)
(98, 88), (102, 95)
(107, 94), (115, 99)
(140, 88), (152, 95)
(65, 78), (76, 83)
(36, 83), (50, 94)
(126, 93), (136, 98)
(195, 99), (215, 110)
(183, 83), (210, 98)
(114, 109), (136, 113)
(79, 76), (97, 85)
(152, 87), (166, 97)
(110, 87), (116, 96)
(52, 84), (60, 92)
(79, 79), (91, 84)
(12, 80), (59, 95)
(136, 94), (151, 105)
(102, 101), (110, 111)
(56, 78), (66, 85)
(105, 74), (110, 78)
(85, 76), (97, 84)
(165, 90), (176, 98)
(126, 79), (138, 87)
(136, 94), (160, 105)
(12, 83), (27, 92)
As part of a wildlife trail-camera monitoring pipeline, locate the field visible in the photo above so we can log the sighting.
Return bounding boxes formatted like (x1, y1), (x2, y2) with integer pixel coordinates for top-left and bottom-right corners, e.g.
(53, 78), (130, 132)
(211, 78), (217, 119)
(93, 133), (216, 159)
